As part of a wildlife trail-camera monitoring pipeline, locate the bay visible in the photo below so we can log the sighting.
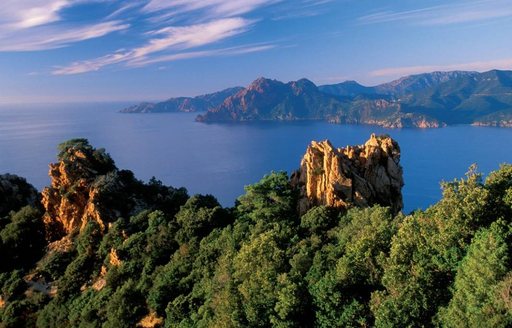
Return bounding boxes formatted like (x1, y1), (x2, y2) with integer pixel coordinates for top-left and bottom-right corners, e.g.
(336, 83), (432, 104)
(1, 102), (511, 213)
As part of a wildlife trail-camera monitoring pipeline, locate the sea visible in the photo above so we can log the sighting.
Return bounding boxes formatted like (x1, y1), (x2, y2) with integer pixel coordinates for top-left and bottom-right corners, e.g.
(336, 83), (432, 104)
(1, 102), (512, 213)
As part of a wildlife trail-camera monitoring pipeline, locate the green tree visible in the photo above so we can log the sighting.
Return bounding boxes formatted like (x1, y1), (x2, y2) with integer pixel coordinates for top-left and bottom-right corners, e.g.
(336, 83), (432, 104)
(300, 206), (339, 236)
(0, 206), (45, 271)
(175, 195), (230, 244)
(309, 206), (398, 327)
(371, 168), (490, 327)
(104, 280), (145, 328)
(236, 172), (297, 227)
(437, 221), (512, 327)
(485, 164), (512, 221)
(233, 229), (288, 326)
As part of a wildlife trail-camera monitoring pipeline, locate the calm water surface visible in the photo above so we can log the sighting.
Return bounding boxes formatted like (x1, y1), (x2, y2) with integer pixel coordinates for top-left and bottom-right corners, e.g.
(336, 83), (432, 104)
(1, 103), (512, 213)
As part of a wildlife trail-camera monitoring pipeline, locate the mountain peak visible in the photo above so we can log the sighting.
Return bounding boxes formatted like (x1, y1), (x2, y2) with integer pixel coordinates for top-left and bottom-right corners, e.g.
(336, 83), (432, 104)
(289, 78), (318, 94)
(341, 80), (364, 86)
(291, 78), (316, 87)
(247, 77), (282, 92)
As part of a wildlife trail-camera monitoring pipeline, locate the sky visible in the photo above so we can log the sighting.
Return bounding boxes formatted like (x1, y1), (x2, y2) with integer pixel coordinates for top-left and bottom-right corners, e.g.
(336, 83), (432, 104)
(0, 0), (511, 103)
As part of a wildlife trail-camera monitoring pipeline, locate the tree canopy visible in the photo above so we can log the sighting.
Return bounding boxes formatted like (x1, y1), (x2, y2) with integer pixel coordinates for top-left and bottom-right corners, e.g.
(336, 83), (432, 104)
(1, 142), (512, 327)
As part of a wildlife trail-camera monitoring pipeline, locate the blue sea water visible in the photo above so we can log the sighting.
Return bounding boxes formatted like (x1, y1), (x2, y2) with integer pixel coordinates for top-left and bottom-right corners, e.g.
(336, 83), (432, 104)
(1, 102), (512, 213)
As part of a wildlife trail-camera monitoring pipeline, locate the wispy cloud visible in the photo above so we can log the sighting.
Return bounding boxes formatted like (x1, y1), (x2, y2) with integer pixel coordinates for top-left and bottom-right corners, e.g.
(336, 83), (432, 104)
(358, 0), (512, 26)
(0, 21), (129, 51)
(51, 0), (289, 75)
(1, 0), (318, 74)
(53, 44), (275, 75)
(129, 44), (276, 68)
(52, 18), (261, 75)
(0, 0), (71, 30)
(271, 0), (334, 20)
(0, 1), (130, 51)
(143, 0), (282, 18)
(370, 58), (512, 78)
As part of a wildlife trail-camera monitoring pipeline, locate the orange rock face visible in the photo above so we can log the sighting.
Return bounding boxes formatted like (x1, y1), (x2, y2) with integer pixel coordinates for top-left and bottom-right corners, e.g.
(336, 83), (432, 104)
(41, 147), (111, 239)
(40, 139), (188, 241)
(291, 134), (404, 215)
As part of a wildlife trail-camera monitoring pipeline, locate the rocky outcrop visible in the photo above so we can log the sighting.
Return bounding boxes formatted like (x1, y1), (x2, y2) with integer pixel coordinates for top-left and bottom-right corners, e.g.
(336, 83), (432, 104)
(41, 139), (188, 241)
(138, 312), (164, 328)
(291, 134), (404, 215)
(471, 111), (512, 128)
(328, 103), (445, 128)
(472, 114), (512, 127)
(41, 139), (117, 239)
(0, 174), (39, 217)
(362, 113), (445, 128)
(472, 120), (512, 127)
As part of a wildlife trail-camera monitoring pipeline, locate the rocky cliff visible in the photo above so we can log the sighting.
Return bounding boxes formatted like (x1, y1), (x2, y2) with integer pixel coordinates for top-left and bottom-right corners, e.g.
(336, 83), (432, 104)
(291, 134), (404, 215)
(41, 139), (118, 239)
(41, 139), (188, 240)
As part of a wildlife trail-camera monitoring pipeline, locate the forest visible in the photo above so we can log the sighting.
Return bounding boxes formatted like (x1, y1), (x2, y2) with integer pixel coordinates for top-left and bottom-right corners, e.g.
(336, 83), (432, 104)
(1, 139), (511, 327)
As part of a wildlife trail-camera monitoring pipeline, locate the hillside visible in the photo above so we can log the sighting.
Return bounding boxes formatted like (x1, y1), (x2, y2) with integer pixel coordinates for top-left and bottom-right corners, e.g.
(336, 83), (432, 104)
(196, 77), (444, 128)
(197, 70), (512, 127)
(322, 71), (480, 96)
(196, 77), (344, 122)
(1, 138), (512, 327)
(123, 70), (512, 128)
(120, 87), (243, 113)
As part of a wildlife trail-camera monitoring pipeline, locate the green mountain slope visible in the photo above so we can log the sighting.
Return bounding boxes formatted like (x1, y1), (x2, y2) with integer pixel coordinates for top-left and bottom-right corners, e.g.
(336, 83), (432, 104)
(197, 70), (512, 127)
(1, 139), (512, 326)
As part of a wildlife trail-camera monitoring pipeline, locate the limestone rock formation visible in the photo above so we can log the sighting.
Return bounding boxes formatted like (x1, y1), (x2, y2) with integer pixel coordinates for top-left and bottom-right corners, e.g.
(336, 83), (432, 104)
(291, 134), (404, 215)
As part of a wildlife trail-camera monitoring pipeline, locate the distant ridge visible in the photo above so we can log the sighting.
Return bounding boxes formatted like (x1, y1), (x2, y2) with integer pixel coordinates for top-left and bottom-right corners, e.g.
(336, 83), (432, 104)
(120, 87), (243, 113)
(123, 70), (512, 128)
(196, 77), (343, 123)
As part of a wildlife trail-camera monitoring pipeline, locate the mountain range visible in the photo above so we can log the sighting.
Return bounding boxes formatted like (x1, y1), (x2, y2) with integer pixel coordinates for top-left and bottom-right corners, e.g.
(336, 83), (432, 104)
(122, 70), (512, 128)
(121, 87), (243, 113)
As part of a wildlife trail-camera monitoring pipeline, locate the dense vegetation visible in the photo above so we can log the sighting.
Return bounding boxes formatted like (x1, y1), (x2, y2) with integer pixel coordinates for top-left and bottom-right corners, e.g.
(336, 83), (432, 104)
(1, 140), (512, 327)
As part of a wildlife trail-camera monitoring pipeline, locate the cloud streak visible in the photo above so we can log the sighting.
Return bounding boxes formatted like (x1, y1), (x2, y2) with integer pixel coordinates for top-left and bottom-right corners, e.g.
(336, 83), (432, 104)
(370, 58), (512, 78)
(52, 18), (259, 75)
(51, 0), (292, 75)
(129, 44), (276, 67)
(2, 0), (325, 74)
(143, 0), (282, 18)
(0, 21), (129, 51)
(0, 0), (70, 30)
(53, 44), (275, 75)
(0, 0), (130, 51)
(358, 0), (512, 26)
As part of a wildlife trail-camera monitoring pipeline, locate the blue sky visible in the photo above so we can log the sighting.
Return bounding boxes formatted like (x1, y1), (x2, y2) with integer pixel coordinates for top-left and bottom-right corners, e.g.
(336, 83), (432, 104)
(0, 0), (511, 103)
